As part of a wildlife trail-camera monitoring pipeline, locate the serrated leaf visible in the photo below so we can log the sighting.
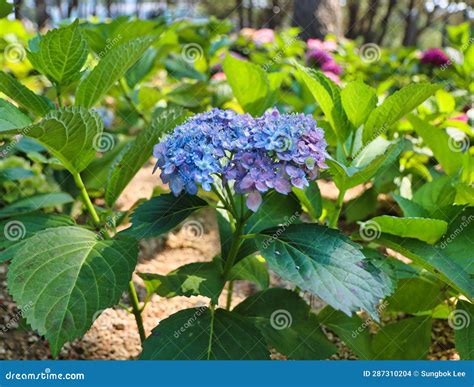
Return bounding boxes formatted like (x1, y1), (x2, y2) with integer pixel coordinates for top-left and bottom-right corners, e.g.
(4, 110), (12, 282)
(122, 193), (208, 239)
(318, 306), (373, 359)
(392, 194), (429, 217)
(7, 227), (138, 356)
(105, 108), (185, 206)
(0, 0), (13, 18)
(76, 37), (155, 108)
(367, 216), (447, 244)
(139, 259), (224, 304)
(3, 107), (103, 174)
(341, 80), (377, 128)
(413, 176), (456, 214)
(455, 300), (473, 360)
(0, 192), (74, 219)
(408, 115), (464, 176)
(234, 288), (336, 359)
(0, 99), (31, 132)
(363, 83), (441, 143)
(296, 64), (350, 141)
(372, 317), (432, 359)
(292, 181), (322, 220)
(257, 224), (392, 319)
(0, 72), (53, 116)
(27, 20), (88, 85)
(141, 307), (270, 359)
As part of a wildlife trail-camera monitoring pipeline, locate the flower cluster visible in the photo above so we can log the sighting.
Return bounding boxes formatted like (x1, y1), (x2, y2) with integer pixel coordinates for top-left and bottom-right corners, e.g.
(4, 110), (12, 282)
(305, 44), (342, 83)
(153, 109), (327, 211)
(420, 48), (450, 67)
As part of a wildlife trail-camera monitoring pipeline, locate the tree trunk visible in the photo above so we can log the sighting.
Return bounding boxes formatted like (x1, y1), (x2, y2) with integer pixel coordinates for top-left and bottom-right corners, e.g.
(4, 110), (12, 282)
(292, 0), (342, 40)
(346, 0), (360, 38)
(106, 0), (113, 17)
(67, 0), (78, 17)
(377, 0), (396, 44)
(402, 0), (419, 46)
(35, 0), (49, 29)
(363, 0), (380, 42)
(247, 0), (254, 28)
(13, 0), (22, 19)
(237, 0), (244, 29)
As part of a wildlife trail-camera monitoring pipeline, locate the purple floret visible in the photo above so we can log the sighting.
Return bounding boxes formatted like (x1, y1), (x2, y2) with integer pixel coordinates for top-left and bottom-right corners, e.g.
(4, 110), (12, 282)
(420, 48), (450, 67)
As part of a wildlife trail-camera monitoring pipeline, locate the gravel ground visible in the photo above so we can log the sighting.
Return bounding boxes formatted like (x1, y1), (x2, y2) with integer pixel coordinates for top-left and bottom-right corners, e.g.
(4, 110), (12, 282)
(0, 164), (461, 360)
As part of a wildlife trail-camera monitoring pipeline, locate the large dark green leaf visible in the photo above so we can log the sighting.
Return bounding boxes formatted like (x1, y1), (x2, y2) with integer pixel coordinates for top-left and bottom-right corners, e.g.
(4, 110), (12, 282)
(0, 72), (53, 116)
(229, 255), (269, 289)
(0, 0), (13, 17)
(7, 227), (138, 356)
(340, 80), (377, 129)
(454, 300), (473, 360)
(292, 181), (322, 221)
(105, 108), (185, 206)
(372, 317), (432, 359)
(141, 307), (270, 359)
(76, 37), (155, 108)
(257, 224), (392, 319)
(0, 192), (74, 219)
(139, 259), (224, 304)
(123, 193), (208, 239)
(234, 288), (336, 359)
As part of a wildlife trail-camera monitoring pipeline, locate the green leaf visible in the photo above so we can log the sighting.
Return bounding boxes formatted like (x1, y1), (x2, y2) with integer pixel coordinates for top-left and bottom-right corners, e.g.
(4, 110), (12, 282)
(392, 194), (429, 218)
(3, 107), (103, 174)
(125, 48), (157, 88)
(372, 317), (432, 359)
(408, 115), (464, 176)
(229, 255), (269, 289)
(0, 192), (74, 219)
(234, 288), (336, 359)
(76, 37), (155, 108)
(165, 82), (210, 108)
(292, 181), (322, 220)
(413, 176), (456, 214)
(141, 307), (270, 359)
(123, 194), (208, 239)
(345, 188), (378, 223)
(0, 99), (31, 132)
(257, 224), (392, 319)
(223, 55), (271, 116)
(139, 259), (224, 304)
(455, 300), (473, 360)
(318, 306), (373, 359)
(0, 167), (34, 182)
(0, 213), (75, 252)
(7, 227), (138, 356)
(0, 72), (53, 116)
(245, 192), (301, 234)
(27, 20), (88, 85)
(296, 64), (349, 140)
(386, 278), (446, 314)
(0, 0), (13, 18)
(105, 108), (185, 206)
(164, 55), (207, 82)
(363, 83), (441, 144)
(328, 138), (404, 190)
(376, 234), (473, 298)
(366, 215), (447, 244)
(341, 80), (377, 128)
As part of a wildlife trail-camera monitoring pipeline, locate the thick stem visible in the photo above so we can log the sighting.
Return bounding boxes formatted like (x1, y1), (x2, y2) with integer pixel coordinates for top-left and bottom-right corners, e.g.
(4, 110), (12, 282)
(119, 78), (149, 125)
(129, 280), (146, 344)
(226, 281), (234, 310)
(207, 303), (215, 360)
(330, 188), (345, 228)
(223, 221), (244, 279)
(72, 172), (101, 227)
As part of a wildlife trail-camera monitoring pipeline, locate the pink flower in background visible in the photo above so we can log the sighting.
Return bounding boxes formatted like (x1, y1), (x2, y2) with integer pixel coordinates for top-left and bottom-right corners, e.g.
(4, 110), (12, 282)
(323, 71), (341, 85)
(420, 48), (450, 67)
(211, 72), (227, 81)
(450, 114), (468, 123)
(307, 39), (337, 52)
(253, 28), (275, 45)
(321, 61), (342, 75)
(306, 48), (333, 67)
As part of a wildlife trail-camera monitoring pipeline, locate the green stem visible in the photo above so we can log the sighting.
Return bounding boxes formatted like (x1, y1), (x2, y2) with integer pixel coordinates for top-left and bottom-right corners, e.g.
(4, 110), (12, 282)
(56, 84), (63, 108)
(207, 303), (215, 360)
(330, 188), (346, 228)
(72, 172), (101, 228)
(119, 78), (149, 125)
(226, 281), (234, 310)
(129, 280), (146, 344)
(223, 221), (244, 279)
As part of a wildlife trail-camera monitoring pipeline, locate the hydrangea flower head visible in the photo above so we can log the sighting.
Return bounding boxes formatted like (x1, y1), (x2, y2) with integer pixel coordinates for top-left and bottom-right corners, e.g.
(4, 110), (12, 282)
(420, 48), (450, 67)
(154, 109), (327, 211)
